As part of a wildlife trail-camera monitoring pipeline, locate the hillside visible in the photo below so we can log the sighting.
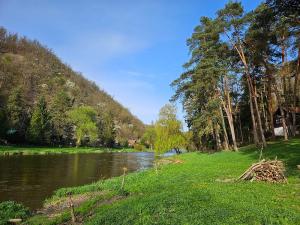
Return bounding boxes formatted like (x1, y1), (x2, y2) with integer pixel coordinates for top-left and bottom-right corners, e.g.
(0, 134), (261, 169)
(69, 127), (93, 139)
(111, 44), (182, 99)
(0, 27), (144, 146)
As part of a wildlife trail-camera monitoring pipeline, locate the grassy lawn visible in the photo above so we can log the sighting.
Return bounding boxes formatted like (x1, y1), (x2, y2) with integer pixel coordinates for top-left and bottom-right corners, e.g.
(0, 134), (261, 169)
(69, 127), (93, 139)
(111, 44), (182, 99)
(27, 139), (300, 225)
(0, 146), (141, 155)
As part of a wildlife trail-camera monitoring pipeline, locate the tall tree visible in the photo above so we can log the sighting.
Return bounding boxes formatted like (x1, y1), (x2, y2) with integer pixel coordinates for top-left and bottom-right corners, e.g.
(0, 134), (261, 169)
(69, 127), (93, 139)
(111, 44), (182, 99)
(97, 111), (115, 147)
(154, 104), (186, 154)
(267, 0), (300, 136)
(217, 1), (267, 147)
(27, 96), (51, 144)
(142, 125), (156, 150)
(68, 106), (98, 147)
(6, 87), (28, 142)
(50, 91), (73, 145)
(172, 16), (238, 150)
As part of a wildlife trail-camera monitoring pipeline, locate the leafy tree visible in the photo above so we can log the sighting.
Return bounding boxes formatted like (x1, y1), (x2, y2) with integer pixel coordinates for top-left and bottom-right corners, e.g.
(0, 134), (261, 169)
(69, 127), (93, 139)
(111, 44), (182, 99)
(154, 104), (186, 154)
(68, 106), (98, 146)
(27, 96), (52, 144)
(0, 107), (7, 140)
(97, 111), (115, 147)
(50, 91), (73, 145)
(141, 125), (156, 150)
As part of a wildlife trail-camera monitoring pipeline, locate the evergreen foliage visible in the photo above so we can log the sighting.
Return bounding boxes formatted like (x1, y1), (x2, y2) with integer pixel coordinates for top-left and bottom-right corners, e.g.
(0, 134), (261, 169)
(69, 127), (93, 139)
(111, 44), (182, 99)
(27, 96), (51, 144)
(172, 0), (300, 151)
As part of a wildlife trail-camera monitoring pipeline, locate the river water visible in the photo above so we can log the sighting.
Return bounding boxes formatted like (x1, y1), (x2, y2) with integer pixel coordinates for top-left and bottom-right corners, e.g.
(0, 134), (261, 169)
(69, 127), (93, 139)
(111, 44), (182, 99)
(0, 152), (154, 209)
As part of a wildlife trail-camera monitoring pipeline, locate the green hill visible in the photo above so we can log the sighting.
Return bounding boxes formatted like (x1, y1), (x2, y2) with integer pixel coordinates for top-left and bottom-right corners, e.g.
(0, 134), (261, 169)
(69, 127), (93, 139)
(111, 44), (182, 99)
(0, 27), (144, 146)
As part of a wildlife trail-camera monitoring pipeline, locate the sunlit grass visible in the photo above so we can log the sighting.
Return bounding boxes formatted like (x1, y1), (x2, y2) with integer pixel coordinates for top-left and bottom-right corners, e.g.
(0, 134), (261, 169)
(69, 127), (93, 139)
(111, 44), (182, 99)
(27, 139), (300, 224)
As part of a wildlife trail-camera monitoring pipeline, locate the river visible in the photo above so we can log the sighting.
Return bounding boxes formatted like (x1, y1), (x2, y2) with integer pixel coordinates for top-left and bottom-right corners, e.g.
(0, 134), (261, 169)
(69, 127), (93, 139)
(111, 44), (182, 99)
(0, 152), (154, 209)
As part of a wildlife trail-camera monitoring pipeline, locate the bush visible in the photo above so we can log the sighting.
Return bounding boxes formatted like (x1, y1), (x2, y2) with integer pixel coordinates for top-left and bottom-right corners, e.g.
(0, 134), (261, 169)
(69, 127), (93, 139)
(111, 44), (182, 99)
(133, 143), (145, 151)
(0, 201), (30, 225)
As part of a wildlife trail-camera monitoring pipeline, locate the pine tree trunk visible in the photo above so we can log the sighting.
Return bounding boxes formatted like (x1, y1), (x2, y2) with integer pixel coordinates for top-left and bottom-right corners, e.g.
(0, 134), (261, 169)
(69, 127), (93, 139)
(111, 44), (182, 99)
(253, 79), (267, 147)
(292, 46), (300, 136)
(215, 125), (222, 150)
(261, 87), (268, 132)
(246, 75), (259, 145)
(233, 43), (263, 146)
(274, 84), (289, 140)
(223, 74), (238, 151)
(219, 106), (229, 150)
(280, 107), (289, 140)
(238, 113), (244, 143)
(266, 68), (275, 139)
(278, 37), (289, 140)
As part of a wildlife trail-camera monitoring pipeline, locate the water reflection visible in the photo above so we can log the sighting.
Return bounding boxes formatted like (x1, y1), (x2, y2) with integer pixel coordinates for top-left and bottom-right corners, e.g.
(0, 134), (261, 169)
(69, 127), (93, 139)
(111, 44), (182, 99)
(0, 152), (154, 209)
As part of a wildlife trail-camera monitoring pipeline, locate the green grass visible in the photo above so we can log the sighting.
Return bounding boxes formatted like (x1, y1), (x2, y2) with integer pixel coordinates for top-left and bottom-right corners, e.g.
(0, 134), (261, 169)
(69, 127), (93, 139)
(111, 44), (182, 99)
(27, 139), (300, 225)
(0, 146), (144, 155)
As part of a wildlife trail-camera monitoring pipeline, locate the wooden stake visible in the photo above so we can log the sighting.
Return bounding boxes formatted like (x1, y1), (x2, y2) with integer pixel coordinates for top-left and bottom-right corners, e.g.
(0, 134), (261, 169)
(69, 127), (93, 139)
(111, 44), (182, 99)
(68, 193), (76, 224)
(121, 167), (127, 190)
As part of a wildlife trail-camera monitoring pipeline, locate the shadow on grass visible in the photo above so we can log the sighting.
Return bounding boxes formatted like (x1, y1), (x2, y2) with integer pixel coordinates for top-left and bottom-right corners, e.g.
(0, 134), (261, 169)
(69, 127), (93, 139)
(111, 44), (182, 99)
(240, 138), (300, 176)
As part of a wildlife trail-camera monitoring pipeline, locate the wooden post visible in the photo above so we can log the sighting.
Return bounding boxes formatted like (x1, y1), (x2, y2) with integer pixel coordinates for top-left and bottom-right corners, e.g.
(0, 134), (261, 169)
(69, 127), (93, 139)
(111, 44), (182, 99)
(121, 167), (127, 190)
(68, 193), (76, 224)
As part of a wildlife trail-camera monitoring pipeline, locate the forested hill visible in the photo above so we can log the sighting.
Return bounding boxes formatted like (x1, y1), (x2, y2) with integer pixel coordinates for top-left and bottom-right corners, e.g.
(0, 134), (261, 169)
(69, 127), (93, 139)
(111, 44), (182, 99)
(0, 27), (144, 146)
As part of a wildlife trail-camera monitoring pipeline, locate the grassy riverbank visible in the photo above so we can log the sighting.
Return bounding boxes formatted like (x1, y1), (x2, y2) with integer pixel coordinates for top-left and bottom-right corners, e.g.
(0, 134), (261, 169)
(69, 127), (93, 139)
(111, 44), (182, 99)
(27, 139), (300, 224)
(0, 146), (142, 155)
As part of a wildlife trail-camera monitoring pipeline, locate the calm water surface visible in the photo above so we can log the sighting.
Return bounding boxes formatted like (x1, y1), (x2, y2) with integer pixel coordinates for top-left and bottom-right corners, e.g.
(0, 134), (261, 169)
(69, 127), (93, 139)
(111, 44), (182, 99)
(0, 152), (154, 209)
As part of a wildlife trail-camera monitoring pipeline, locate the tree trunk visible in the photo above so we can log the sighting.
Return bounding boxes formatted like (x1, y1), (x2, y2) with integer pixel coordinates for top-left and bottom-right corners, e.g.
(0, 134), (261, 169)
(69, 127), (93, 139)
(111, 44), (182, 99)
(238, 113), (244, 143)
(273, 84), (289, 140)
(266, 66), (276, 139)
(292, 46), (300, 136)
(252, 78), (267, 147)
(278, 37), (289, 140)
(223, 74), (238, 151)
(215, 125), (222, 150)
(232, 42), (264, 146)
(219, 106), (229, 150)
(246, 75), (259, 145)
(260, 87), (268, 132)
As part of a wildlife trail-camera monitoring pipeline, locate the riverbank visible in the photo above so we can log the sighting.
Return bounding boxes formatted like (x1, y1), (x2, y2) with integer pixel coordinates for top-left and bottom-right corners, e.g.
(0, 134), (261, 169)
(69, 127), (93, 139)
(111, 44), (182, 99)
(24, 139), (300, 224)
(0, 146), (147, 155)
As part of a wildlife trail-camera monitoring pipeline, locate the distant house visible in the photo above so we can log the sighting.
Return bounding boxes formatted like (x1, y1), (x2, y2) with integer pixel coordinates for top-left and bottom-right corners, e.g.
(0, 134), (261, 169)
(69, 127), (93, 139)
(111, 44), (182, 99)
(273, 107), (300, 136)
(128, 139), (137, 147)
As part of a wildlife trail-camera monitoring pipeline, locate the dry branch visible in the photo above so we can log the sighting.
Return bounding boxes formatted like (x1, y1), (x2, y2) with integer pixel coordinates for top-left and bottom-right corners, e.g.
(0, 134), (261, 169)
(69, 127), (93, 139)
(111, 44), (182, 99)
(238, 159), (287, 183)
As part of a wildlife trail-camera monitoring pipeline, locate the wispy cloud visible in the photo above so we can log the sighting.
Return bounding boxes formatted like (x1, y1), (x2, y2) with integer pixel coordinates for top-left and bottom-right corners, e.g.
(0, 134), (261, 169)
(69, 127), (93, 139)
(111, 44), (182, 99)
(120, 70), (157, 79)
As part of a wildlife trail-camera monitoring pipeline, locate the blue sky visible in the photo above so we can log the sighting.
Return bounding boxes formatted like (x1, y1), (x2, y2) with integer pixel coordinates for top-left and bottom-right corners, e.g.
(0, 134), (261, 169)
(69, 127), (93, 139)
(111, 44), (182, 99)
(0, 0), (262, 125)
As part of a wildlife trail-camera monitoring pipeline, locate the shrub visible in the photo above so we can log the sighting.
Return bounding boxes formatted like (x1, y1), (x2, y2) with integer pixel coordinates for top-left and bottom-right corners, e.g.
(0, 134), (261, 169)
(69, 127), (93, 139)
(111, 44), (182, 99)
(0, 201), (30, 225)
(133, 143), (145, 151)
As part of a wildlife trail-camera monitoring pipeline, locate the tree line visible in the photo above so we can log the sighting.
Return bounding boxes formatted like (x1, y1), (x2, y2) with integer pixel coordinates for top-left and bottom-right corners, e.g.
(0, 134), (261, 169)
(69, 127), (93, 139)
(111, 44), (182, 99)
(170, 0), (299, 151)
(1, 87), (116, 146)
(0, 27), (145, 147)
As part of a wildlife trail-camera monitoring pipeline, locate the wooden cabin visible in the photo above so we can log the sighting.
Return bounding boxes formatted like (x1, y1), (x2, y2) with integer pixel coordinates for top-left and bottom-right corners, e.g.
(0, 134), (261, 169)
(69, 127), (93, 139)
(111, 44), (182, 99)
(273, 107), (300, 136)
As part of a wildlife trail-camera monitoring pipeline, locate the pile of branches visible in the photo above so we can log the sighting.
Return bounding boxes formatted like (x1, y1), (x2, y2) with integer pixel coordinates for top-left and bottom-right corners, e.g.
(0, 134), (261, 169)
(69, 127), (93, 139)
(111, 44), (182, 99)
(238, 159), (287, 183)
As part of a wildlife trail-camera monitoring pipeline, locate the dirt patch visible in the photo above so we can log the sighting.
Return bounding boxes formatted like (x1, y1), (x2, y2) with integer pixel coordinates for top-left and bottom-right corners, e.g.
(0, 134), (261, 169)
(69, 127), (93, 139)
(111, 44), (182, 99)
(70, 195), (126, 225)
(37, 191), (106, 218)
(34, 191), (127, 224)
(215, 178), (235, 183)
(158, 158), (184, 165)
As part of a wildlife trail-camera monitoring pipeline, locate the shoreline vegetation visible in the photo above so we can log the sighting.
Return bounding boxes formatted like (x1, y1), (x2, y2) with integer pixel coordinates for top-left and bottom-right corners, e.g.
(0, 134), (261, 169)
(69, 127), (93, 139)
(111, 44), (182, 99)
(20, 139), (300, 224)
(0, 146), (151, 155)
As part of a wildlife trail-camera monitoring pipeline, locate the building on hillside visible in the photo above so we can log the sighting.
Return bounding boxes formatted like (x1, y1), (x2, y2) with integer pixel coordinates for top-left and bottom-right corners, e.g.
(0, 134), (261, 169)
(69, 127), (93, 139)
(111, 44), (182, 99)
(273, 107), (300, 136)
(128, 139), (137, 147)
